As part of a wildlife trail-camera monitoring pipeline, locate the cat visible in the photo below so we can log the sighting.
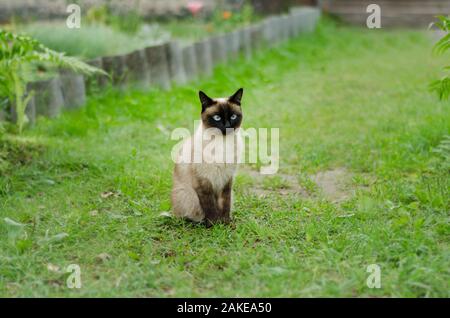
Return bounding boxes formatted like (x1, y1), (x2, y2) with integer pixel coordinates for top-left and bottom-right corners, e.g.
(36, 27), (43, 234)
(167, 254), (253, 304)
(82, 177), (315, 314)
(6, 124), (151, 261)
(171, 88), (244, 227)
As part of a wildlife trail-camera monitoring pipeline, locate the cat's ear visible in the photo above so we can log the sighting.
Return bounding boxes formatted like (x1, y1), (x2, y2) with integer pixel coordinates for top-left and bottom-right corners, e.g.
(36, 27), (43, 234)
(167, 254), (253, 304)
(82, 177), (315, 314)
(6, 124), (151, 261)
(199, 91), (214, 112)
(229, 88), (243, 106)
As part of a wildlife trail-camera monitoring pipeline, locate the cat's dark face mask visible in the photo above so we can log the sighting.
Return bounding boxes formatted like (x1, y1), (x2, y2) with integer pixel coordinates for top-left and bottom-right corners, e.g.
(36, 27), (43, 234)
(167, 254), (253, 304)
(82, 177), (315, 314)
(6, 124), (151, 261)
(199, 88), (244, 135)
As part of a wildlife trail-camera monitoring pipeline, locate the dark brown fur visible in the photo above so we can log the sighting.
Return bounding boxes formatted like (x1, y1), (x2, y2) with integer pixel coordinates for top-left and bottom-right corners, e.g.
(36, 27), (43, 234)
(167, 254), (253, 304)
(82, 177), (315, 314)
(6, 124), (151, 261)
(192, 176), (233, 227)
(193, 176), (220, 227)
(219, 179), (233, 221)
(201, 102), (242, 130)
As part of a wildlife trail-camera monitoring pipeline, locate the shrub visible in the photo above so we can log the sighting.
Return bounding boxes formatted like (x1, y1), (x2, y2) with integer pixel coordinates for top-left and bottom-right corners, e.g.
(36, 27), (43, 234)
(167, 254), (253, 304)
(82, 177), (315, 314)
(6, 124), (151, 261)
(0, 30), (104, 133)
(430, 16), (450, 100)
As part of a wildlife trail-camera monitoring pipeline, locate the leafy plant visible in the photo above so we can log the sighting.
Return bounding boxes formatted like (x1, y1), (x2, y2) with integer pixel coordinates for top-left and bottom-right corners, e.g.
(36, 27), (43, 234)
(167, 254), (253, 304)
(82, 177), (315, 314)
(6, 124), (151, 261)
(430, 16), (450, 100)
(86, 4), (143, 34)
(210, 2), (256, 32)
(0, 30), (105, 132)
(431, 134), (450, 170)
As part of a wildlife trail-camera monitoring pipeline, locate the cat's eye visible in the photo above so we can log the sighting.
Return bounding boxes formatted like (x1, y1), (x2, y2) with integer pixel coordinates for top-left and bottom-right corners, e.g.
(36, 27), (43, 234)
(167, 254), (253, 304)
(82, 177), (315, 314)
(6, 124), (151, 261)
(213, 115), (221, 121)
(230, 114), (237, 120)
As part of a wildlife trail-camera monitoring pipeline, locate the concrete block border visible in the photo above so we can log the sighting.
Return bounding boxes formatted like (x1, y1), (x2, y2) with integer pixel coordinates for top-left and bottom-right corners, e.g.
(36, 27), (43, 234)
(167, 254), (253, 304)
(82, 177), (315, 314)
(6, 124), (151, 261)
(6, 7), (321, 125)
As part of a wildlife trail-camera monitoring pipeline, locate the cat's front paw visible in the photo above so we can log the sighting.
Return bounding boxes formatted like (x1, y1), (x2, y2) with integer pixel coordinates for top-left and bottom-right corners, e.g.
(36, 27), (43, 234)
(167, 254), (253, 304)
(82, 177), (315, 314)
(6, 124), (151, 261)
(204, 218), (217, 228)
(204, 216), (232, 227)
(221, 216), (232, 225)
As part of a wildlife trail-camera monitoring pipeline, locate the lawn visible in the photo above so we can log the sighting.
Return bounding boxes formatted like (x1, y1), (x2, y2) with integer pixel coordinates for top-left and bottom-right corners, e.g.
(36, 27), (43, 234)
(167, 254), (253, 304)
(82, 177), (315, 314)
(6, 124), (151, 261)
(0, 20), (449, 297)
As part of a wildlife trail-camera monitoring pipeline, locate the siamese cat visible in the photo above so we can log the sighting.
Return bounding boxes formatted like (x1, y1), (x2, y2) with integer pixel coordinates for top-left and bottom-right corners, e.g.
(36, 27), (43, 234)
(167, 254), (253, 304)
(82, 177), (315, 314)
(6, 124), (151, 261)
(172, 88), (244, 226)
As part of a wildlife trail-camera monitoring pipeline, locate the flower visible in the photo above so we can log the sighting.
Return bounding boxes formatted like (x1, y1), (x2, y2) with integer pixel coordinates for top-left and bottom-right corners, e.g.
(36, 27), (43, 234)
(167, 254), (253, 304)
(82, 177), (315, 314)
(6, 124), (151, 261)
(222, 11), (232, 20)
(187, 1), (204, 16)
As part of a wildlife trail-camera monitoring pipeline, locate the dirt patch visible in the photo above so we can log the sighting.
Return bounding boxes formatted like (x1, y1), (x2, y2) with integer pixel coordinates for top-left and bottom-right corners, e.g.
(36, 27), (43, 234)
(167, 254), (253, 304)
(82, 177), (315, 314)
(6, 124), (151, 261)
(238, 166), (309, 198)
(311, 168), (352, 203)
(238, 166), (353, 203)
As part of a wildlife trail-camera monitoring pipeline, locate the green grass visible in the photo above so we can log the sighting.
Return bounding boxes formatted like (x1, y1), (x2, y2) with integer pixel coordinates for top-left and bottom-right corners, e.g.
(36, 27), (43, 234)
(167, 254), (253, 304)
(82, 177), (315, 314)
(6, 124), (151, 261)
(16, 22), (165, 59)
(13, 13), (256, 59)
(0, 20), (449, 297)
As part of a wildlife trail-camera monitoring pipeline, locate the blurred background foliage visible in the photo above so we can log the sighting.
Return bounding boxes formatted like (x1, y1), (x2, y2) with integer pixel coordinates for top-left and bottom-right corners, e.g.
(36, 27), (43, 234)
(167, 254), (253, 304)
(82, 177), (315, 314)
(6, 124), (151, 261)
(4, 1), (259, 60)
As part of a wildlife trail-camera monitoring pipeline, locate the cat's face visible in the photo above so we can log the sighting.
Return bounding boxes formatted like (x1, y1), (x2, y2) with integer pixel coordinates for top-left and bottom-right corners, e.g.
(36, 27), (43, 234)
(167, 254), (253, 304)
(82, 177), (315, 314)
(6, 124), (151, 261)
(199, 88), (243, 135)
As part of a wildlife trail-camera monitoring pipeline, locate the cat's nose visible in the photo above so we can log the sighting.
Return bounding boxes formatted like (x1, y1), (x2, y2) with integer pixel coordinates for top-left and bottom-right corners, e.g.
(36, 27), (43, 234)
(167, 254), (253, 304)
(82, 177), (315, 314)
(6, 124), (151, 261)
(225, 121), (231, 128)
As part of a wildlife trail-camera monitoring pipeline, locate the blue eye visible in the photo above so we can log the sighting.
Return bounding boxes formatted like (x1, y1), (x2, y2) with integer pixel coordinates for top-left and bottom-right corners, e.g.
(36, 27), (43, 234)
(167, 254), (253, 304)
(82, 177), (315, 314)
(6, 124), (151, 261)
(213, 115), (221, 121)
(230, 114), (237, 120)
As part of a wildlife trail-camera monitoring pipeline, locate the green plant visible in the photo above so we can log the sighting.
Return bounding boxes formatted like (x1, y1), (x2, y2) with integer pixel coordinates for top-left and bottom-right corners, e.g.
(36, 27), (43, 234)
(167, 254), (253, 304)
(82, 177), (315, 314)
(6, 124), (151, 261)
(0, 30), (104, 132)
(430, 16), (450, 100)
(85, 4), (109, 25)
(210, 2), (256, 32)
(431, 134), (450, 170)
(86, 5), (143, 34)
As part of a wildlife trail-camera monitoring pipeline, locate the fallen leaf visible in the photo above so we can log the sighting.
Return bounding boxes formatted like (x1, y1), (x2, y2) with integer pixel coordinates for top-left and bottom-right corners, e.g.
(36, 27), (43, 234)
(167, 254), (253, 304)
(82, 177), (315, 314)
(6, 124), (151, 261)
(47, 263), (60, 273)
(101, 191), (114, 199)
(44, 179), (55, 185)
(96, 253), (111, 263)
(337, 213), (355, 218)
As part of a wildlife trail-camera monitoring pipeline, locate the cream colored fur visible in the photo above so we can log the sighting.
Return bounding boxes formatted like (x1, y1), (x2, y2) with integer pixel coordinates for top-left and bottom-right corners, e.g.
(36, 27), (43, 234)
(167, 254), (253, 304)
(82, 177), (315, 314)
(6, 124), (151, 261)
(172, 122), (243, 222)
